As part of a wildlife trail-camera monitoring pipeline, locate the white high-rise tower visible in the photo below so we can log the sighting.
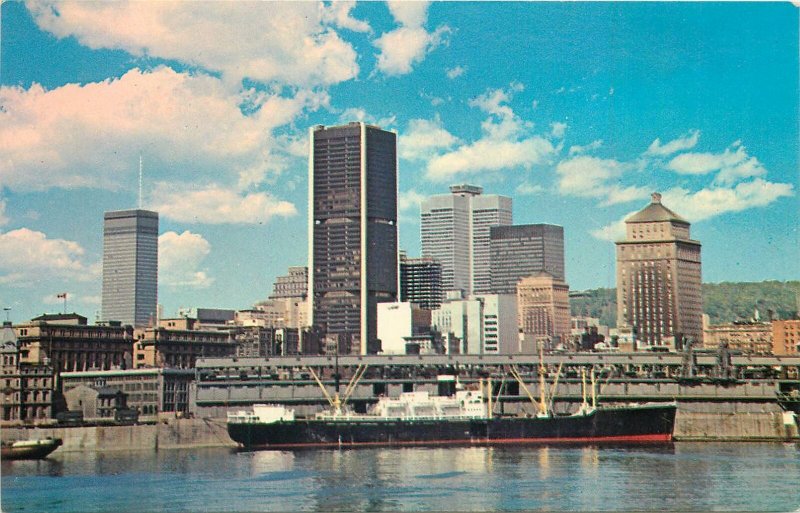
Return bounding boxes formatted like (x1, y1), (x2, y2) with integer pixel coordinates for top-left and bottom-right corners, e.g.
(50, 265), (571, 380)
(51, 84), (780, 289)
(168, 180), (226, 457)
(420, 185), (512, 296)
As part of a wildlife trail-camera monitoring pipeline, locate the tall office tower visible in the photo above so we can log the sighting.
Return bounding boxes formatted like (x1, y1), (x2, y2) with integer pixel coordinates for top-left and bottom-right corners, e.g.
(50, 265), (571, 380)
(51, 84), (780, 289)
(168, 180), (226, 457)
(420, 185), (512, 296)
(101, 209), (159, 327)
(517, 272), (570, 352)
(470, 193), (513, 294)
(270, 266), (308, 300)
(399, 253), (443, 310)
(616, 193), (702, 349)
(308, 122), (398, 355)
(489, 224), (565, 294)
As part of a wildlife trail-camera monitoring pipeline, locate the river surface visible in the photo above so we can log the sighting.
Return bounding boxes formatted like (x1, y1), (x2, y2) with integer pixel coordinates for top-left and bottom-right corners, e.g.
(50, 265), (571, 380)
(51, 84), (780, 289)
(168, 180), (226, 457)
(2, 443), (799, 512)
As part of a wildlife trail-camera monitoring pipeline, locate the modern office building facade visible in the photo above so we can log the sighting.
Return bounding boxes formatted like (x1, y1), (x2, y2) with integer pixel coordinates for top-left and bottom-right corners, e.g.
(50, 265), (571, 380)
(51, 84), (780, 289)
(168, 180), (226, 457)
(420, 185), (512, 296)
(376, 302), (432, 355)
(616, 193), (702, 349)
(431, 297), (484, 355)
(472, 294), (519, 354)
(489, 224), (565, 294)
(308, 123), (398, 354)
(101, 209), (159, 327)
(399, 254), (444, 310)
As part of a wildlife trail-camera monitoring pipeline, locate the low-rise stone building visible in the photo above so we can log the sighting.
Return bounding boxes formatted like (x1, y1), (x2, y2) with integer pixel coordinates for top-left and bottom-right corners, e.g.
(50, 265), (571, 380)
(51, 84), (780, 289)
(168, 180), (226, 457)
(14, 313), (135, 372)
(703, 318), (773, 354)
(1, 321), (55, 425)
(134, 326), (235, 369)
(64, 385), (128, 420)
(61, 368), (195, 420)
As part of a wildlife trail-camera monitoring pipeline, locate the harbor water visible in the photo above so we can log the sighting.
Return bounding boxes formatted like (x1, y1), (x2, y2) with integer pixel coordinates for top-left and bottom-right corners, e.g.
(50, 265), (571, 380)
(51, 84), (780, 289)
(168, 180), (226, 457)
(2, 443), (799, 512)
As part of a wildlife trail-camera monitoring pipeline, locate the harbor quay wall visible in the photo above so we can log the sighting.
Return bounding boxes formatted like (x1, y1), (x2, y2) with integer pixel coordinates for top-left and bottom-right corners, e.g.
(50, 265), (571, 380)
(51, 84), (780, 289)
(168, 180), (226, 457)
(1, 418), (236, 452)
(2, 403), (797, 452)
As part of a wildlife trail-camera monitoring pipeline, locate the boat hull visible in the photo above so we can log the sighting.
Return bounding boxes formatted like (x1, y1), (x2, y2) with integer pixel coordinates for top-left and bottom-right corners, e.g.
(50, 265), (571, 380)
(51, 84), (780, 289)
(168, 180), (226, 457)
(1, 438), (63, 460)
(228, 404), (676, 450)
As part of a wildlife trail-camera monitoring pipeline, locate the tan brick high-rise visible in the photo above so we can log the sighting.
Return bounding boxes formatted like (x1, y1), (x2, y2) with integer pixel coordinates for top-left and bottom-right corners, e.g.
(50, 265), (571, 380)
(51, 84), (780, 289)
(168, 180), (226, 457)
(616, 193), (702, 348)
(517, 272), (570, 351)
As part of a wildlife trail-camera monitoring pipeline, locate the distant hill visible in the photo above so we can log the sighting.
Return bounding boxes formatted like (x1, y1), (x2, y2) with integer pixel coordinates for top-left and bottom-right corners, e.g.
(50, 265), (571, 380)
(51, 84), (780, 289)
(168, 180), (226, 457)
(569, 288), (617, 328)
(570, 281), (800, 327)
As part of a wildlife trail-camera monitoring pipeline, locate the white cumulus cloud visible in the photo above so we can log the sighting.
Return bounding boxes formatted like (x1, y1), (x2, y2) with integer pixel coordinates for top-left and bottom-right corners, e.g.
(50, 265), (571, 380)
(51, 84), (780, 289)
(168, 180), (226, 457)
(425, 84), (556, 181)
(373, 1), (450, 76)
(26, 0), (361, 87)
(590, 217), (631, 242)
(591, 178), (794, 241)
(446, 65), (466, 79)
(660, 179), (794, 222)
(0, 67), (329, 194)
(516, 182), (545, 195)
(667, 142), (767, 185)
(0, 66), (330, 221)
(320, 1), (372, 33)
(550, 122), (567, 139)
(159, 230), (214, 289)
(400, 118), (461, 161)
(568, 139), (603, 155)
(645, 130), (700, 156)
(555, 156), (649, 206)
(398, 190), (426, 213)
(0, 228), (96, 285)
(337, 108), (397, 129)
(151, 184), (297, 225)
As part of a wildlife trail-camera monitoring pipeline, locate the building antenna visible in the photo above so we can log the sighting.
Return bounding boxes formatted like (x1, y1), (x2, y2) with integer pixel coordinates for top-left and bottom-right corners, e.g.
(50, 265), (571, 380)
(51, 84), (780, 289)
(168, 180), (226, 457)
(138, 154), (143, 209)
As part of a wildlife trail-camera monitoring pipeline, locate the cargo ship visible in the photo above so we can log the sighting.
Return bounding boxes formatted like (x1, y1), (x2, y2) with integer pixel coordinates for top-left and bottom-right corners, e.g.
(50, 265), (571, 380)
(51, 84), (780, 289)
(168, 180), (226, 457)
(227, 366), (677, 449)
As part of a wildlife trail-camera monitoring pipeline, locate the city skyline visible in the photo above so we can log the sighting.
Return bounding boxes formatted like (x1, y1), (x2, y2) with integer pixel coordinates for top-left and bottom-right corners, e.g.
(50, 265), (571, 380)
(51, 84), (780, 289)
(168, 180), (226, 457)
(1, 2), (797, 322)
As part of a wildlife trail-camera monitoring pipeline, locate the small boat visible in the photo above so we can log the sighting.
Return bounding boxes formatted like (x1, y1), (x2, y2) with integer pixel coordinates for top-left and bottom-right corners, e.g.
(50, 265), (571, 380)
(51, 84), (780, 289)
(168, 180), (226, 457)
(1, 438), (63, 460)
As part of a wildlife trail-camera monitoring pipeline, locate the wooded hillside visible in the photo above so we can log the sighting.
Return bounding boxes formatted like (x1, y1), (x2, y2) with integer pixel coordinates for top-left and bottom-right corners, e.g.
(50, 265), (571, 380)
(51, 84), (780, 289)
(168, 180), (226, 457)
(569, 281), (800, 327)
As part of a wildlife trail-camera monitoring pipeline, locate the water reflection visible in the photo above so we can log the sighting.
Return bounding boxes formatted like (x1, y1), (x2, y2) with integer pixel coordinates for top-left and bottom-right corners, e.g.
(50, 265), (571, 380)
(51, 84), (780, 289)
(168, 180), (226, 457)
(2, 443), (799, 512)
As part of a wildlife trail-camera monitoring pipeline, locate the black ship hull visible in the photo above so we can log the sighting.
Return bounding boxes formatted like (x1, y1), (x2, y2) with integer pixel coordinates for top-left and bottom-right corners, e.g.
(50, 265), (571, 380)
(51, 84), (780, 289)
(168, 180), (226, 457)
(228, 404), (677, 450)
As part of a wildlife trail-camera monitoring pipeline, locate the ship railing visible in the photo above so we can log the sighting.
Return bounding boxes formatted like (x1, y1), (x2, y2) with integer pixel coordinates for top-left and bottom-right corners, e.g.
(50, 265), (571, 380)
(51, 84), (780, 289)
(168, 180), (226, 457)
(314, 412), (488, 422)
(226, 413), (260, 424)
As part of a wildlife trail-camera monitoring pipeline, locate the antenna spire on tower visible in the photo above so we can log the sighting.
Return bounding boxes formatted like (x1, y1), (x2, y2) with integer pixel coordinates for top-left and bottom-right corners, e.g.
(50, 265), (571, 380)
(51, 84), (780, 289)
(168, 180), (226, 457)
(138, 154), (143, 209)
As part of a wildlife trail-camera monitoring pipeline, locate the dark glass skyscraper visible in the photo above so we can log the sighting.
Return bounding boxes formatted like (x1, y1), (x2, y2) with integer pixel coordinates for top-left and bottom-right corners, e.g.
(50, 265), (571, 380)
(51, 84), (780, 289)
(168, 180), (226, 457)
(489, 224), (565, 294)
(101, 209), (159, 327)
(308, 123), (397, 354)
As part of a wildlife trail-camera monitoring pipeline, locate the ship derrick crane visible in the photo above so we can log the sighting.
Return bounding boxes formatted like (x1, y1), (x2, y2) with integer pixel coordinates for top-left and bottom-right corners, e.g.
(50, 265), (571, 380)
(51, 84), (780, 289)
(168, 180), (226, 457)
(306, 364), (369, 416)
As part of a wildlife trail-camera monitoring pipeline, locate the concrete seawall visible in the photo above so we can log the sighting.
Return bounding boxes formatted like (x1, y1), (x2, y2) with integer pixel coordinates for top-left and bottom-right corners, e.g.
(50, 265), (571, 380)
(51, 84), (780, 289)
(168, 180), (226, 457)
(674, 411), (798, 441)
(2, 407), (797, 452)
(1, 418), (236, 452)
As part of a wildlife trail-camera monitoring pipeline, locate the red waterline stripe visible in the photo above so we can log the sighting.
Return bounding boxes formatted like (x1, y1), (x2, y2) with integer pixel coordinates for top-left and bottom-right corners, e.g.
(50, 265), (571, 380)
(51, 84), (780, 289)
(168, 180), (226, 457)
(247, 433), (672, 449)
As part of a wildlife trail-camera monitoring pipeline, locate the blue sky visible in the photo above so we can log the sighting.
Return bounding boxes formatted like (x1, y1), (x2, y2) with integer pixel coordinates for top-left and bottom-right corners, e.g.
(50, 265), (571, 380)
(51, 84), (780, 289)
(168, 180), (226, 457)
(1, 1), (798, 323)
